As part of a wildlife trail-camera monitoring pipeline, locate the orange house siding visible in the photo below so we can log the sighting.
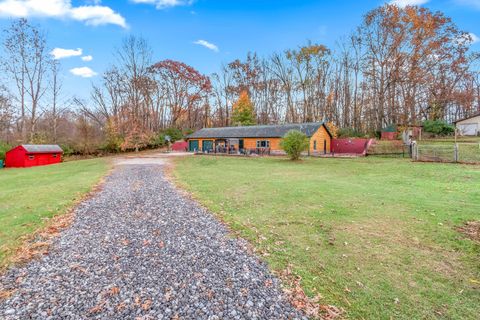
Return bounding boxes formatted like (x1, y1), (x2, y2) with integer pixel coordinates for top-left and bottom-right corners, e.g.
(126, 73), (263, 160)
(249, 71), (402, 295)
(187, 124), (331, 154)
(243, 138), (282, 151)
(309, 126), (331, 154)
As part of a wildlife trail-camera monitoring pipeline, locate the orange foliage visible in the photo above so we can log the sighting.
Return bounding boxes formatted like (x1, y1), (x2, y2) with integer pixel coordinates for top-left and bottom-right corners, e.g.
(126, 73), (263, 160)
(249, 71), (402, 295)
(326, 122), (339, 138)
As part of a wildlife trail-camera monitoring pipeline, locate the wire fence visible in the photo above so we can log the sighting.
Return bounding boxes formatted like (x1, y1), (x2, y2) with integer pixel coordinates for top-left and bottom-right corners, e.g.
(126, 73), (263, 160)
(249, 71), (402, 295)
(413, 143), (480, 164)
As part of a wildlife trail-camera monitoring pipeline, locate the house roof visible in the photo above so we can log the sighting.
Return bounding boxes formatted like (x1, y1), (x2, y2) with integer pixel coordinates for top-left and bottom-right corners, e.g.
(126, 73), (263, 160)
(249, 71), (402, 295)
(187, 122), (331, 139)
(454, 112), (480, 124)
(21, 144), (63, 153)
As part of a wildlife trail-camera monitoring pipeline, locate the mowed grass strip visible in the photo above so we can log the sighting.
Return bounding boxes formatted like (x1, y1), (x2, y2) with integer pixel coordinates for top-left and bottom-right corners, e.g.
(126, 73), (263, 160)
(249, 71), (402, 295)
(174, 156), (480, 319)
(0, 158), (110, 267)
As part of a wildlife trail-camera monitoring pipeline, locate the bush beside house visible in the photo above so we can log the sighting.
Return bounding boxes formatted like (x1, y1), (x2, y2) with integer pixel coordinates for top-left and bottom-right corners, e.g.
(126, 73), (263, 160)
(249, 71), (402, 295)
(280, 130), (309, 160)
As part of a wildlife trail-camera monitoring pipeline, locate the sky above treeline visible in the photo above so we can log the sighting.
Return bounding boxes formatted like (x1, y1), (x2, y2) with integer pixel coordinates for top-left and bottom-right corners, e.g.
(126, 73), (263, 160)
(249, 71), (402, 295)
(0, 0), (479, 100)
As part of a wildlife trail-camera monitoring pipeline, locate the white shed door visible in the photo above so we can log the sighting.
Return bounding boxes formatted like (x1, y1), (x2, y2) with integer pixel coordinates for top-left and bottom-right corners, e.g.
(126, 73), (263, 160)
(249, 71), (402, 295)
(458, 123), (478, 136)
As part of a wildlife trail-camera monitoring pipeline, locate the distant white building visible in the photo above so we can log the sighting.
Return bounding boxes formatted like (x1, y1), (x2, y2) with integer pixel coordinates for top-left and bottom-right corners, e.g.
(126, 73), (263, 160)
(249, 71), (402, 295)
(455, 113), (480, 136)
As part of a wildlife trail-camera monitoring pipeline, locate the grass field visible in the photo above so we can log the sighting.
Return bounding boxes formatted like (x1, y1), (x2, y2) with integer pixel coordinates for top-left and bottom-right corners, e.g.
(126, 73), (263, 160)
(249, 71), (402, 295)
(0, 159), (109, 267)
(174, 156), (480, 319)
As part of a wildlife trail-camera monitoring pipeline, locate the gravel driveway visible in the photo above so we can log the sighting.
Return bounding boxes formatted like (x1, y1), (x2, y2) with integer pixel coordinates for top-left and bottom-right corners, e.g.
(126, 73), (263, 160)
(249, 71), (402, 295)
(0, 161), (304, 319)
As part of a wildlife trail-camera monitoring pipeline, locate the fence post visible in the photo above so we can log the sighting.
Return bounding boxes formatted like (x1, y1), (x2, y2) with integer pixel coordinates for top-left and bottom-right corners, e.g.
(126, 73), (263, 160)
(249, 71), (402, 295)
(454, 143), (459, 163)
(411, 142), (417, 161)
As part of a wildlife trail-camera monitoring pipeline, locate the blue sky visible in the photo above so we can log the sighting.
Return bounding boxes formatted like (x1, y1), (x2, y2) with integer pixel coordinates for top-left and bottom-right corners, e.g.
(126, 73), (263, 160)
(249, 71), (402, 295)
(0, 0), (479, 100)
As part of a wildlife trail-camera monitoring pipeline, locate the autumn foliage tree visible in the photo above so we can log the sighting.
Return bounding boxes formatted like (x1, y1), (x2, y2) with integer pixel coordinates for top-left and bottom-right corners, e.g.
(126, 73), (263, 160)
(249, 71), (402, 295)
(2, 4), (478, 151)
(231, 90), (256, 126)
(149, 60), (212, 129)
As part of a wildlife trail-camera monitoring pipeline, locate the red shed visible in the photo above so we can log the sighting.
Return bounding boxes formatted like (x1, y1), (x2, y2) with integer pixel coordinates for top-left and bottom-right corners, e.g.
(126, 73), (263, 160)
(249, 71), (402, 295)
(5, 144), (63, 168)
(171, 141), (188, 152)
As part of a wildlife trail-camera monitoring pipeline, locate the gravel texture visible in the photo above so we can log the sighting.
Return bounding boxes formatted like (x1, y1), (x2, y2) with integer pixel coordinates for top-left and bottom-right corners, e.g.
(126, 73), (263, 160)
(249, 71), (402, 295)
(0, 163), (304, 319)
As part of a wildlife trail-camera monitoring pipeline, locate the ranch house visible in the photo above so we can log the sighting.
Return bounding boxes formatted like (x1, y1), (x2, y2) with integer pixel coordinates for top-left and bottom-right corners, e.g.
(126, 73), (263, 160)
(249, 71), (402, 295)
(186, 122), (332, 155)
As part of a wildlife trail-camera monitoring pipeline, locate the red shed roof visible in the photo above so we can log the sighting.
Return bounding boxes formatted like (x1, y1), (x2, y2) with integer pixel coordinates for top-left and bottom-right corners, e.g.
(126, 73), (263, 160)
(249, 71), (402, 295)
(21, 144), (63, 153)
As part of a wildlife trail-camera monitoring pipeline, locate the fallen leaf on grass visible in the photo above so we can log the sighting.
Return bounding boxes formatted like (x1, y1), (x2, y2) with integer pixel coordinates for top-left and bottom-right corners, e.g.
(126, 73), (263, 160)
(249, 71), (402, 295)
(280, 264), (342, 319)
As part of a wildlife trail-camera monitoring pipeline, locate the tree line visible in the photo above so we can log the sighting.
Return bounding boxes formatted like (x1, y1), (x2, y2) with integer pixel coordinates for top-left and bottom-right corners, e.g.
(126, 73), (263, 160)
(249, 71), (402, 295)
(1, 4), (479, 155)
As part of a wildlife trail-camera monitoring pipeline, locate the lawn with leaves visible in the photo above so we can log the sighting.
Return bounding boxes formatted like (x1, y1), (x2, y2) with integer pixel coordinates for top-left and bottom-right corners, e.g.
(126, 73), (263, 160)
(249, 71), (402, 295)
(0, 159), (109, 267)
(174, 156), (480, 319)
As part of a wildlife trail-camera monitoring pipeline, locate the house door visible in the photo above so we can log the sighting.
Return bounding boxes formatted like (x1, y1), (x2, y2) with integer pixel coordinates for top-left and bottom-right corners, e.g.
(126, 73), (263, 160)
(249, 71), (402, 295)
(324, 139), (327, 154)
(202, 140), (213, 152)
(239, 139), (244, 150)
(189, 140), (199, 152)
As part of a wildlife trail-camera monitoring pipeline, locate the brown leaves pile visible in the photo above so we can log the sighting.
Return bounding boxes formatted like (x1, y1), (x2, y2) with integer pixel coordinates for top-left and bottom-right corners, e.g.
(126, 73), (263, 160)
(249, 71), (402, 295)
(4, 212), (74, 269)
(279, 264), (343, 319)
(456, 221), (480, 243)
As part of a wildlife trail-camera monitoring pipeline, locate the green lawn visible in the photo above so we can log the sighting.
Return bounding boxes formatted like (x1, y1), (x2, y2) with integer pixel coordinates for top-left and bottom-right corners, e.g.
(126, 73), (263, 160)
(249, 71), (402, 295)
(0, 159), (109, 267)
(174, 156), (480, 319)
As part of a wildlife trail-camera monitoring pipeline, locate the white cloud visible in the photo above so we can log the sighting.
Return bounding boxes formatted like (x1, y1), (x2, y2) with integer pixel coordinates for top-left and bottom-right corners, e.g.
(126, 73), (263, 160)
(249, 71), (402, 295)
(51, 47), (82, 59)
(70, 5), (126, 27)
(0, 0), (127, 28)
(389, 0), (429, 7)
(193, 39), (219, 52)
(81, 55), (93, 61)
(130, 0), (194, 9)
(70, 66), (97, 78)
(455, 0), (480, 9)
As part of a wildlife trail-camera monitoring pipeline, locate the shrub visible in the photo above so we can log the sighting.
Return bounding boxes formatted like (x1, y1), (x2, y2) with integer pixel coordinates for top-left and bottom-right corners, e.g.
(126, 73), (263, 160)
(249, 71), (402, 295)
(0, 141), (12, 161)
(280, 130), (309, 160)
(102, 120), (123, 153)
(337, 127), (365, 138)
(163, 127), (183, 142)
(183, 128), (194, 136)
(59, 144), (76, 157)
(423, 120), (455, 136)
(151, 134), (166, 148)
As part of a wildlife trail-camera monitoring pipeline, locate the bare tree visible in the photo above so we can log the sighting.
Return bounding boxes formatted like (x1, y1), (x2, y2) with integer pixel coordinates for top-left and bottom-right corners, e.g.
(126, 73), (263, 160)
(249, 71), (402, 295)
(0, 85), (13, 142)
(2, 18), (50, 142)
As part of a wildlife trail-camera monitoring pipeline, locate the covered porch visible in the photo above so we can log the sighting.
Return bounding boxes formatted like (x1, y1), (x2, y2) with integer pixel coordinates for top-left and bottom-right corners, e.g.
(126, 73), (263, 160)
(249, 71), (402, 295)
(198, 138), (271, 156)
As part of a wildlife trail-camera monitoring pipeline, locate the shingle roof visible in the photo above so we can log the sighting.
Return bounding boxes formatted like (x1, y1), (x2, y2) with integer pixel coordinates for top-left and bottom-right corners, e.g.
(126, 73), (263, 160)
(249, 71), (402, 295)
(187, 122), (330, 139)
(21, 144), (63, 153)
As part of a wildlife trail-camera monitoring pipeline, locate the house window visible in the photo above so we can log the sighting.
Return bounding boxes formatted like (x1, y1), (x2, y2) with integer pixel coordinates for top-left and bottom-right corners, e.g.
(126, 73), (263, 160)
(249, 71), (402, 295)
(256, 140), (270, 148)
(28, 155), (34, 160)
(313, 140), (317, 150)
(52, 154), (57, 158)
